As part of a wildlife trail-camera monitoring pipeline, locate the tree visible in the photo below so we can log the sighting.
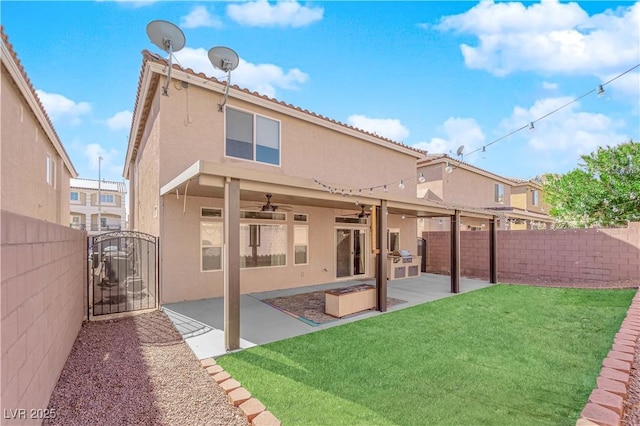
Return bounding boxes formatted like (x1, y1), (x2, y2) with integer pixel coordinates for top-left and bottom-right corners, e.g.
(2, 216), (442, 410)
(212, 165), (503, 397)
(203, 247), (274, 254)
(542, 140), (640, 228)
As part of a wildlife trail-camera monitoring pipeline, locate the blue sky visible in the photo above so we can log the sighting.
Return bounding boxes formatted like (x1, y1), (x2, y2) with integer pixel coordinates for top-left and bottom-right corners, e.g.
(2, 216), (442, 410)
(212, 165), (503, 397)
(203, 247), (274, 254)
(2, 1), (639, 183)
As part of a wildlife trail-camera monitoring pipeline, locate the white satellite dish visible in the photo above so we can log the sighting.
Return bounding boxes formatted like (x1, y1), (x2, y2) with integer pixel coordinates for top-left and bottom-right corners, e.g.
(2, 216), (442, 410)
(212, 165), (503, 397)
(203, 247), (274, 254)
(208, 46), (240, 111)
(208, 46), (239, 72)
(456, 145), (465, 157)
(146, 20), (186, 96)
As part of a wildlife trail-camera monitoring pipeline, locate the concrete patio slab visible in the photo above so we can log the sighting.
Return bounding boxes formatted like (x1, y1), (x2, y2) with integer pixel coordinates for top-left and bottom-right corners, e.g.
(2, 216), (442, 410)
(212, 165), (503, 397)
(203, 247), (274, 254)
(163, 273), (491, 359)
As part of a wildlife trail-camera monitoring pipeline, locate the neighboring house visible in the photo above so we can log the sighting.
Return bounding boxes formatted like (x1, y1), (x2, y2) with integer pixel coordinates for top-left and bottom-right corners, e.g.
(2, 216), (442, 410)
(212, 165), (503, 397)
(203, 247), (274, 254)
(123, 50), (475, 311)
(69, 178), (127, 234)
(1, 29), (78, 222)
(507, 177), (550, 230)
(416, 154), (553, 232)
(1, 27), (85, 419)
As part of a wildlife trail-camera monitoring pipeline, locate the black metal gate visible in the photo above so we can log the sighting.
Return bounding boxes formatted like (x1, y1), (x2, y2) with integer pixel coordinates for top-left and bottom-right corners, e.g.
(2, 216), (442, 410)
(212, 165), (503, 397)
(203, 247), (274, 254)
(88, 231), (159, 318)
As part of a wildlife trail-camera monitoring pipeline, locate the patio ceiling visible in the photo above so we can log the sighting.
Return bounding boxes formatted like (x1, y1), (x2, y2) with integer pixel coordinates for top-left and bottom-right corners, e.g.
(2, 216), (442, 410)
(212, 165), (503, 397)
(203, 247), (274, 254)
(160, 160), (498, 220)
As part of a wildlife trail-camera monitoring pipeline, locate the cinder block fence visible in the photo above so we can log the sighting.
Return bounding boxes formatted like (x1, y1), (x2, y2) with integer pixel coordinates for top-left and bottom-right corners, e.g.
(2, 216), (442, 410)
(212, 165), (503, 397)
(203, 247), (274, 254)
(423, 222), (640, 283)
(1, 210), (86, 425)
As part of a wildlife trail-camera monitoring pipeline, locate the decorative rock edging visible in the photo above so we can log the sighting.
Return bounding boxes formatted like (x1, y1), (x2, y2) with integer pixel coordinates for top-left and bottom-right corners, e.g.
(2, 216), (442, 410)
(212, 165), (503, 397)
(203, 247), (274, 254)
(577, 290), (640, 426)
(201, 358), (282, 426)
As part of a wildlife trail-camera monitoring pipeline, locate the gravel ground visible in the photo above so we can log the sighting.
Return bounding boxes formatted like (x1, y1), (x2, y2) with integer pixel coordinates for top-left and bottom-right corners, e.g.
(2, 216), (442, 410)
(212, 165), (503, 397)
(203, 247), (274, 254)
(44, 310), (248, 426)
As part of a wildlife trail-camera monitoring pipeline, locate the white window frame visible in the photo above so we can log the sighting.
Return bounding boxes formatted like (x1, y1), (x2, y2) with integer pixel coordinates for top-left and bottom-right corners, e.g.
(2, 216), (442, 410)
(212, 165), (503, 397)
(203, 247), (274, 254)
(387, 228), (400, 252)
(70, 191), (80, 202)
(201, 221), (223, 272)
(294, 225), (309, 265)
(46, 155), (52, 185)
(225, 106), (281, 166)
(201, 207), (223, 218)
(494, 183), (504, 204)
(239, 223), (287, 269)
(100, 194), (115, 204)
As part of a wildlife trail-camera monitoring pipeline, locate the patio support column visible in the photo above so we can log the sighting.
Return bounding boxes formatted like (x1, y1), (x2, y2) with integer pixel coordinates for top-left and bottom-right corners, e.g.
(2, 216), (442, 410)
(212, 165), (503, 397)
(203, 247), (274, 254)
(489, 216), (498, 284)
(224, 177), (240, 351)
(376, 200), (388, 312)
(450, 210), (460, 293)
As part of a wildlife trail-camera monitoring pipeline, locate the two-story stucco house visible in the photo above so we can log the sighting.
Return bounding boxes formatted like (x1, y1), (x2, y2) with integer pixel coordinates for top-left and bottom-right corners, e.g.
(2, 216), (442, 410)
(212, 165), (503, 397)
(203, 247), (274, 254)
(417, 154), (553, 232)
(69, 178), (127, 234)
(1, 27), (85, 418)
(1, 31), (78, 222)
(124, 50), (486, 348)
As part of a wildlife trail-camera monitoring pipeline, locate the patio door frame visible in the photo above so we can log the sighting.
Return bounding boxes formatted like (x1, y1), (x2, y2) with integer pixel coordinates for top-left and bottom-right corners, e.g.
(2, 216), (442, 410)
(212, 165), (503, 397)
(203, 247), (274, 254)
(334, 226), (368, 280)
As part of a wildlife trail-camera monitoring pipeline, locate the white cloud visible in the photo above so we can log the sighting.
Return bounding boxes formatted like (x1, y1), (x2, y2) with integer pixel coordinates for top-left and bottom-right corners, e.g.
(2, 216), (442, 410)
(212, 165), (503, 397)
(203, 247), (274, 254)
(35, 89), (91, 126)
(227, 0), (323, 28)
(436, 1), (640, 78)
(180, 6), (223, 29)
(174, 47), (309, 98)
(84, 143), (121, 176)
(347, 115), (410, 142)
(106, 110), (133, 131)
(412, 117), (485, 155)
(542, 81), (558, 90)
(500, 96), (629, 168)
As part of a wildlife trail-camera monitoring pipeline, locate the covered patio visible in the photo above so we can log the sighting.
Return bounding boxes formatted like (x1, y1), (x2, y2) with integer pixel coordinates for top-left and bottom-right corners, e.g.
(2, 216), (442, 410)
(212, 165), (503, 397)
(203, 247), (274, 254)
(163, 273), (492, 359)
(160, 160), (500, 352)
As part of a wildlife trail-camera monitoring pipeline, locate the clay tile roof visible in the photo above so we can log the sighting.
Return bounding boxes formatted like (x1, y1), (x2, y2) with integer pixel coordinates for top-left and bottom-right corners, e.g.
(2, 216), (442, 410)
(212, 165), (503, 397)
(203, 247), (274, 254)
(127, 50), (426, 161)
(0, 26), (77, 177)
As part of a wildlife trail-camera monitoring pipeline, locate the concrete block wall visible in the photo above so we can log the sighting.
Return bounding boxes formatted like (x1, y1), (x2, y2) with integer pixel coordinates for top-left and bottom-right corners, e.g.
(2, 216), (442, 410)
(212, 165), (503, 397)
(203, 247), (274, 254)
(423, 222), (640, 283)
(1, 210), (86, 425)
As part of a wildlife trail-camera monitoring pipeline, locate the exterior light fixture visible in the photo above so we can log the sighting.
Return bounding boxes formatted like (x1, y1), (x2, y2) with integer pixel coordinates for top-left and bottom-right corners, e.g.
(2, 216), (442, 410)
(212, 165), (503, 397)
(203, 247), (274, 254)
(418, 172), (426, 183)
(445, 162), (453, 174)
(398, 180), (405, 189)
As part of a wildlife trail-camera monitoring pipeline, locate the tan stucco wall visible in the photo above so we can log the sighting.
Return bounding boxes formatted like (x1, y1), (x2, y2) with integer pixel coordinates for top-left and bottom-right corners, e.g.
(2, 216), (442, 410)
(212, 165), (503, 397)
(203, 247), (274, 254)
(1, 210), (86, 422)
(1, 67), (71, 225)
(160, 195), (418, 303)
(132, 90), (161, 236)
(155, 82), (418, 193)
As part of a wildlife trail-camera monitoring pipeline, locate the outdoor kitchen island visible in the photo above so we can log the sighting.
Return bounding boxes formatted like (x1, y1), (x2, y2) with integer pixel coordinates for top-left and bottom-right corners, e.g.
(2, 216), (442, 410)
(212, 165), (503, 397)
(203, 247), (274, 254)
(325, 284), (376, 318)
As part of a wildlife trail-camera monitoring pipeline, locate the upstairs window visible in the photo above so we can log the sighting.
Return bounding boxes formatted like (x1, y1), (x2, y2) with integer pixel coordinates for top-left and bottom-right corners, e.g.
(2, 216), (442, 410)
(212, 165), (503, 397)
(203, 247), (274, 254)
(226, 107), (280, 166)
(46, 155), (56, 187)
(494, 184), (504, 204)
(100, 194), (115, 204)
(532, 190), (539, 206)
(70, 191), (79, 201)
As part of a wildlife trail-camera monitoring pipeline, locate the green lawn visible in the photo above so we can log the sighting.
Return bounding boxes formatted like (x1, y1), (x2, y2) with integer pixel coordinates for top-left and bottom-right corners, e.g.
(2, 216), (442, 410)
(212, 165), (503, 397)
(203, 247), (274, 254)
(217, 285), (634, 426)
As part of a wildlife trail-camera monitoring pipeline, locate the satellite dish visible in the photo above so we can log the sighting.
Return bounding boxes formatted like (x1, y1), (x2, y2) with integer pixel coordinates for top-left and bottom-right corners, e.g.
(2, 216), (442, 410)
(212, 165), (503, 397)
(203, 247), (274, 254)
(208, 46), (240, 112)
(208, 46), (239, 72)
(146, 20), (186, 96)
(456, 145), (465, 156)
(146, 20), (186, 54)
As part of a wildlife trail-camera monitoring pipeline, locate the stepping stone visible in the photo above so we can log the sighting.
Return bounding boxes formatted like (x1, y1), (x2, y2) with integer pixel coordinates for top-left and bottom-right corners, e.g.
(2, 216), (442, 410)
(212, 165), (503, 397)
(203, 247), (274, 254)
(229, 387), (252, 407)
(580, 403), (620, 426)
(596, 377), (628, 399)
(600, 367), (630, 385)
(220, 378), (241, 393)
(201, 358), (217, 368)
(252, 411), (281, 426)
(240, 398), (266, 422)
(588, 389), (624, 416)
(206, 365), (224, 375)
(212, 371), (231, 384)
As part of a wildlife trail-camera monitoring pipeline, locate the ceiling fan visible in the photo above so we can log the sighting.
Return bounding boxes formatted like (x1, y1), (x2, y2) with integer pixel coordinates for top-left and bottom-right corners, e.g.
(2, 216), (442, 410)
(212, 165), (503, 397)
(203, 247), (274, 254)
(242, 194), (292, 212)
(343, 205), (371, 218)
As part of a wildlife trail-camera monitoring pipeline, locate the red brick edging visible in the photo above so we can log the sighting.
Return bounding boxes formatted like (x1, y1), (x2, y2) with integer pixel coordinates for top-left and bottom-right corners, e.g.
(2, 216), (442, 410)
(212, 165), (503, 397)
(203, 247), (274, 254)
(201, 358), (281, 426)
(577, 290), (640, 426)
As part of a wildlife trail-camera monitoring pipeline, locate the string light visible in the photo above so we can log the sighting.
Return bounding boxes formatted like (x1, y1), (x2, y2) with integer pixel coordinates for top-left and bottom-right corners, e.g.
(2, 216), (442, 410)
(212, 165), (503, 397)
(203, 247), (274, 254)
(312, 63), (639, 201)
(463, 62), (640, 161)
